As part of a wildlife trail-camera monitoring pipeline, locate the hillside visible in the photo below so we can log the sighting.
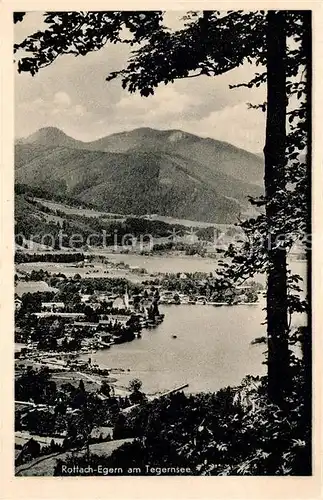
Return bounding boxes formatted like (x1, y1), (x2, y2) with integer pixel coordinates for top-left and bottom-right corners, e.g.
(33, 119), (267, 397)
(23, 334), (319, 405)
(87, 128), (264, 186)
(14, 190), (209, 250)
(15, 127), (264, 223)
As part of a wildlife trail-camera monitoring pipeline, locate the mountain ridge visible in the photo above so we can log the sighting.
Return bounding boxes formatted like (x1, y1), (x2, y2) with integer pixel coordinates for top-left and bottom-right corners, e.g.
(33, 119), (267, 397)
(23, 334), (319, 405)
(17, 125), (260, 155)
(17, 126), (263, 184)
(15, 126), (264, 223)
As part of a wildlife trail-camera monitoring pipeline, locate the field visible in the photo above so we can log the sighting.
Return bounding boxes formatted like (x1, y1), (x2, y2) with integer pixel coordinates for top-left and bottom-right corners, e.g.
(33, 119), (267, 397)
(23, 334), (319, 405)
(15, 253), (221, 278)
(16, 438), (134, 476)
(145, 214), (230, 229)
(15, 261), (150, 283)
(34, 198), (125, 221)
(15, 280), (59, 296)
(34, 197), (235, 230)
(95, 252), (220, 275)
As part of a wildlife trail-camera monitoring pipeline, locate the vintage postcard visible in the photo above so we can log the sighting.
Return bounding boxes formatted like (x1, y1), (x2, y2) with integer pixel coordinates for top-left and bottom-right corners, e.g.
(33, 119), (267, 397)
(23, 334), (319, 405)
(1, 1), (322, 499)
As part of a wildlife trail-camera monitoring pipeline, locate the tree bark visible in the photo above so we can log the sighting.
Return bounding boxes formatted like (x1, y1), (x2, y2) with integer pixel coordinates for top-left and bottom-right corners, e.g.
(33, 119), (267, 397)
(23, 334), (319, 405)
(301, 10), (312, 475)
(264, 10), (289, 406)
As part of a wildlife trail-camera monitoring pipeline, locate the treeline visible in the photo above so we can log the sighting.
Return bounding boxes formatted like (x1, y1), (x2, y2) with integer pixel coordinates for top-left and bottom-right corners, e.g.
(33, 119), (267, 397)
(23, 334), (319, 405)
(56, 277), (143, 298)
(151, 241), (208, 256)
(24, 197), (56, 215)
(51, 212), (189, 241)
(16, 269), (50, 281)
(141, 275), (262, 302)
(15, 183), (97, 210)
(123, 217), (186, 238)
(15, 252), (85, 263)
(15, 183), (53, 199)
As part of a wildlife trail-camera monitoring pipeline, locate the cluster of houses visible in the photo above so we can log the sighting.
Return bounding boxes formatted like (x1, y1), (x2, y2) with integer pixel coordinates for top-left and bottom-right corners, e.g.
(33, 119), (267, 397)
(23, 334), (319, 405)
(15, 288), (165, 360)
(157, 286), (258, 306)
(38, 288), (156, 314)
(15, 280), (259, 317)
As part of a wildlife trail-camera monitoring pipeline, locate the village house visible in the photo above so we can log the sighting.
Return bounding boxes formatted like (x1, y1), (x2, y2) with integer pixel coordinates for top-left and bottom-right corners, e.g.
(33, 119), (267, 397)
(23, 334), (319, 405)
(72, 321), (98, 329)
(80, 294), (92, 304)
(41, 302), (65, 313)
(99, 315), (129, 326)
(112, 296), (126, 309)
(159, 291), (175, 303)
(90, 426), (113, 442)
(15, 296), (22, 311)
(34, 312), (85, 318)
(94, 331), (114, 344)
(95, 292), (115, 303)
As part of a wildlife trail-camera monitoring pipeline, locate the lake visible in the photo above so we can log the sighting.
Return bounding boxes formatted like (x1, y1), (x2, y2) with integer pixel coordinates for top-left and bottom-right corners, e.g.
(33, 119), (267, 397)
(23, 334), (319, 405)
(77, 260), (307, 396)
(18, 257), (307, 396)
(82, 300), (306, 396)
(83, 294), (305, 394)
(98, 253), (307, 278)
(85, 303), (267, 395)
(103, 253), (222, 275)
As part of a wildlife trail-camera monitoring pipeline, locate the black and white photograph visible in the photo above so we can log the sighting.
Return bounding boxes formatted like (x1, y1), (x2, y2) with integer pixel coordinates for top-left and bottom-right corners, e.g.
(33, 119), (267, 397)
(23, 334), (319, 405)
(11, 7), (313, 479)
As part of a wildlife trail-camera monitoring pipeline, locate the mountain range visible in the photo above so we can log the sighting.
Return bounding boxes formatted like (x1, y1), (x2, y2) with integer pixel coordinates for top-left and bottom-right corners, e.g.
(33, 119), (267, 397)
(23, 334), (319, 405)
(15, 127), (264, 223)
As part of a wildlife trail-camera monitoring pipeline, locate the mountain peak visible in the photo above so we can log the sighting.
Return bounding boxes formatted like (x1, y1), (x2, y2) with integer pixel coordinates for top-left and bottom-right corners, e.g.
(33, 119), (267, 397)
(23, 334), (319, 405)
(37, 126), (66, 135)
(20, 127), (85, 148)
(29, 127), (70, 141)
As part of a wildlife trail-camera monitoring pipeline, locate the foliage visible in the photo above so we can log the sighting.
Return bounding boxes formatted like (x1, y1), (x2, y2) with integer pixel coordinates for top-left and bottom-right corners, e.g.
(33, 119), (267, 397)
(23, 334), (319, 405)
(128, 378), (142, 392)
(14, 12), (164, 76)
(100, 380), (111, 398)
(15, 366), (57, 404)
(18, 292), (42, 314)
(54, 361), (310, 475)
(151, 241), (207, 257)
(15, 367), (123, 444)
(15, 251), (84, 264)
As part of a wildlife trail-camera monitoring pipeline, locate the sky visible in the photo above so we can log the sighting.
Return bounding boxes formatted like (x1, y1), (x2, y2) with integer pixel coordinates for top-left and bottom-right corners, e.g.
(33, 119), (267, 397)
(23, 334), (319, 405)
(14, 11), (267, 153)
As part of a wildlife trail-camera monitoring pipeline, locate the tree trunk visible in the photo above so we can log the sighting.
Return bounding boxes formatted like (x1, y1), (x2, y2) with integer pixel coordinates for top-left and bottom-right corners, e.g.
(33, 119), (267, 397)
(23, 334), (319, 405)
(301, 10), (312, 475)
(264, 10), (289, 406)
